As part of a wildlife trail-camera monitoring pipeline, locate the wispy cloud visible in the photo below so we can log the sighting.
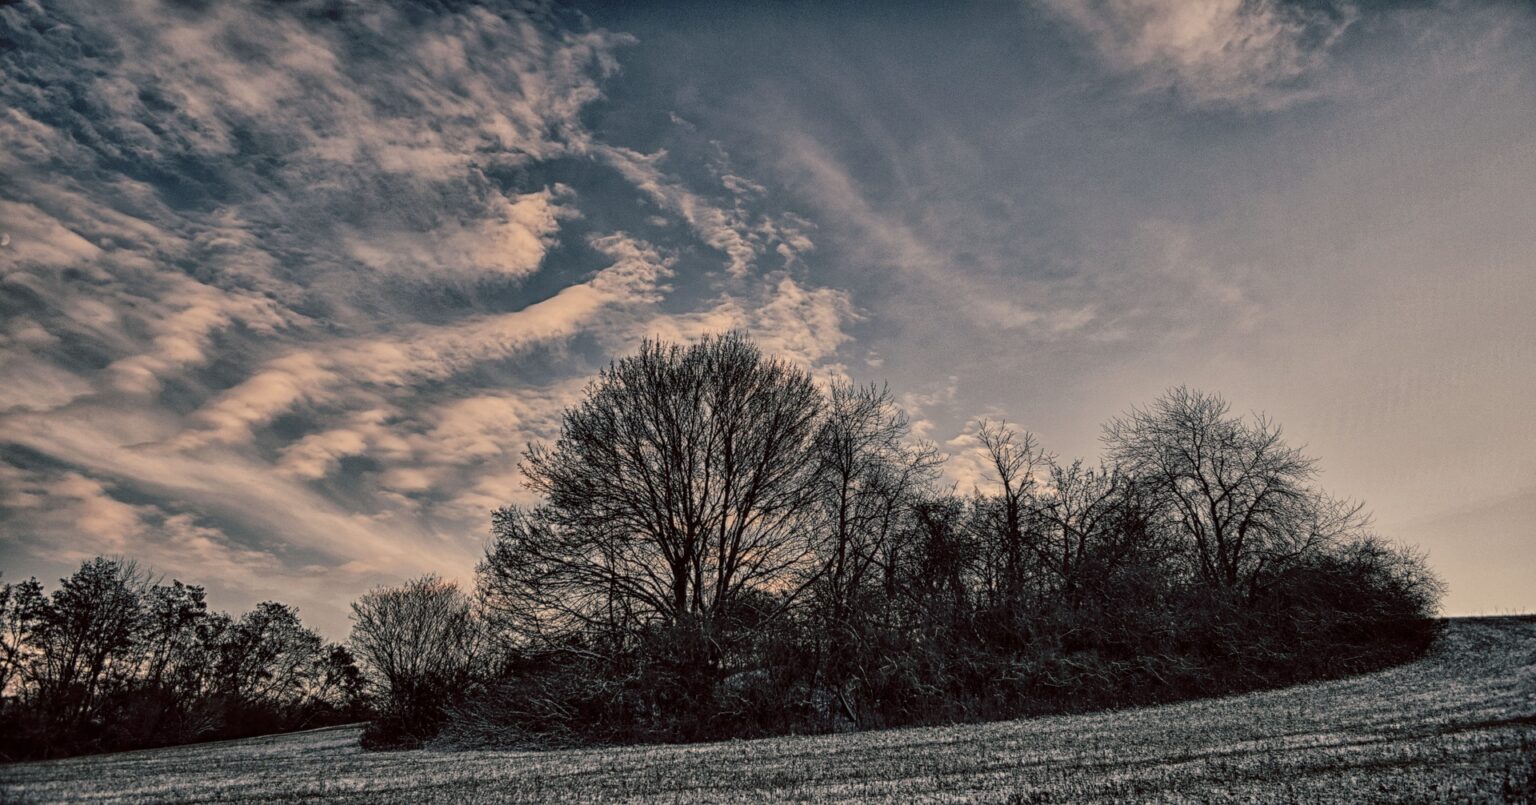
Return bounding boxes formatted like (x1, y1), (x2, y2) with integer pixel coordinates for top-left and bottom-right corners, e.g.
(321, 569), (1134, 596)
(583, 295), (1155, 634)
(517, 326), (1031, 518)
(597, 144), (814, 276)
(341, 188), (577, 281)
(1040, 0), (1356, 109)
(0, 0), (856, 635)
(176, 234), (673, 448)
(776, 131), (1261, 345)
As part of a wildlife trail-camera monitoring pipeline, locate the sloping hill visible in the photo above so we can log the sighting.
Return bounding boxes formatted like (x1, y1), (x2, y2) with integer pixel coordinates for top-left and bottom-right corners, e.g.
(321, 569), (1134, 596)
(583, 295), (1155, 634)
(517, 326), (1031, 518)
(3, 617), (1533, 803)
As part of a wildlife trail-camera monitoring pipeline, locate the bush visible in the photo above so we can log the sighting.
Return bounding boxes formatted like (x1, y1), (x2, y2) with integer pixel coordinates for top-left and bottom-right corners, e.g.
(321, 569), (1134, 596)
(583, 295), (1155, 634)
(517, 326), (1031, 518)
(349, 576), (483, 750)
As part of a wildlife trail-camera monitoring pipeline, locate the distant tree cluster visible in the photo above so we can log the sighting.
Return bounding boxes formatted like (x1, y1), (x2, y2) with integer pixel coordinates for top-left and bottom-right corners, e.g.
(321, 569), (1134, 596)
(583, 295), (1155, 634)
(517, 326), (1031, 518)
(353, 333), (1443, 749)
(0, 558), (366, 760)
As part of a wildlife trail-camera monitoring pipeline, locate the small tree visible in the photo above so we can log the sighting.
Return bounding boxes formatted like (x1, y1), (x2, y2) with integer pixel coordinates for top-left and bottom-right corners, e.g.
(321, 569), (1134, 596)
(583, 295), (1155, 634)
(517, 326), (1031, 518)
(350, 575), (481, 747)
(806, 382), (939, 718)
(140, 581), (210, 693)
(971, 420), (1049, 611)
(313, 644), (369, 720)
(811, 382), (939, 630)
(215, 601), (328, 725)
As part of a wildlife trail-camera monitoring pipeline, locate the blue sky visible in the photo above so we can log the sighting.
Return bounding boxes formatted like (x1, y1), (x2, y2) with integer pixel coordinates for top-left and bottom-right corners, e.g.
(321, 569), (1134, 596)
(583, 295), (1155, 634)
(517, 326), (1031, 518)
(2, 0), (1533, 636)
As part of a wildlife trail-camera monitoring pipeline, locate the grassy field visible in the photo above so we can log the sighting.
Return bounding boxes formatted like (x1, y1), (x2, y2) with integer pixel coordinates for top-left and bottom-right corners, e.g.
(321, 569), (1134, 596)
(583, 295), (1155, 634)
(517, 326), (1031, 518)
(3, 617), (1533, 803)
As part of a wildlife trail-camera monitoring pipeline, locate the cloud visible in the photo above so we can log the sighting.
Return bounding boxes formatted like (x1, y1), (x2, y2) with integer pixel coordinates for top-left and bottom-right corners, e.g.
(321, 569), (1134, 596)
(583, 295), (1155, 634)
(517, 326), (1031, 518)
(108, 281), (291, 394)
(278, 408), (399, 481)
(399, 379), (590, 515)
(633, 276), (855, 375)
(779, 130), (1261, 347)
(0, 354), (92, 414)
(0, 200), (105, 268)
(1041, 0), (1356, 109)
(0, 1), (641, 419)
(899, 376), (962, 443)
(1, 468), (285, 595)
(0, 0), (650, 632)
(0, 0), (879, 635)
(749, 277), (857, 370)
(598, 144), (813, 276)
(180, 234), (673, 447)
(340, 187), (578, 281)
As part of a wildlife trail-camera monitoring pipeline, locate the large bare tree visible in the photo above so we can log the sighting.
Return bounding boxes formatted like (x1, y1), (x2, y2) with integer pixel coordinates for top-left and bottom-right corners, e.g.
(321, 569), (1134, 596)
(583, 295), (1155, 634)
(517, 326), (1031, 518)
(26, 557), (150, 728)
(481, 333), (825, 650)
(1102, 387), (1359, 596)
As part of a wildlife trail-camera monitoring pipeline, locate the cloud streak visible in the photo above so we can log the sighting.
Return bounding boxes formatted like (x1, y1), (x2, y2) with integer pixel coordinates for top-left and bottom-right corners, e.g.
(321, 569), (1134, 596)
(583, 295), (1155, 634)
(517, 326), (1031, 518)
(1041, 0), (1357, 109)
(177, 233), (673, 448)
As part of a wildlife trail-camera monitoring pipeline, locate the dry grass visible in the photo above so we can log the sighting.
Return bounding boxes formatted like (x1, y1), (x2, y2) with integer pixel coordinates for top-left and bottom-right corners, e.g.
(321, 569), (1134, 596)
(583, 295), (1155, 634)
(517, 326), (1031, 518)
(3, 617), (1533, 803)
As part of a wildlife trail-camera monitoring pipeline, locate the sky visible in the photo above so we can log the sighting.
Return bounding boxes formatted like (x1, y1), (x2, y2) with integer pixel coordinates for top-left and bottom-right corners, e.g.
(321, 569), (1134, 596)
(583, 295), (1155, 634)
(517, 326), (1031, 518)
(1, 0), (1532, 638)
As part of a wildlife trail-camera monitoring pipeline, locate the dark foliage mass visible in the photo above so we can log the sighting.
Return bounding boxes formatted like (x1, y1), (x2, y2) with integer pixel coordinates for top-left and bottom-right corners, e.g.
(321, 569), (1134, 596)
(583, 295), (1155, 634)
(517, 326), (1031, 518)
(356, 333), (1443, 750)
(0, 559), (366, 761)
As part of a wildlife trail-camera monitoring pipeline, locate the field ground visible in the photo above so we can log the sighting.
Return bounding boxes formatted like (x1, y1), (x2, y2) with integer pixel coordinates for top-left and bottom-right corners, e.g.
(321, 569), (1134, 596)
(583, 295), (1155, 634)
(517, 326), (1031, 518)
(2, 617), (1533, 803)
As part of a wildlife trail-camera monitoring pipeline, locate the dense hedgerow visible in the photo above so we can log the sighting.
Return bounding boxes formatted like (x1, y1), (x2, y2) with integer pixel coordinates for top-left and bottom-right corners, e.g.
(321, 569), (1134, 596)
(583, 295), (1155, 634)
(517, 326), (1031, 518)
(351, 334), (1443, 750)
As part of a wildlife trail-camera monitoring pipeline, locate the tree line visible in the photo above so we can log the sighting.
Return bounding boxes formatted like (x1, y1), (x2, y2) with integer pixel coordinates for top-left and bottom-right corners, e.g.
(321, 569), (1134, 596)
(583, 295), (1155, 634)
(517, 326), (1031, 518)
(0, 558), (365, 760)
(350, 333), (1444, 749)
(0, 333), (1443, 756)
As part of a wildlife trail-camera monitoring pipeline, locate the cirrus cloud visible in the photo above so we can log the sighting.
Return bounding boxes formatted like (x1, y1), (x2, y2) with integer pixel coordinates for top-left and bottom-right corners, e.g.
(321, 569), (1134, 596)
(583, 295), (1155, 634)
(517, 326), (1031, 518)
(1041, 0), (1356, 109)
(0, 0), (856, 636)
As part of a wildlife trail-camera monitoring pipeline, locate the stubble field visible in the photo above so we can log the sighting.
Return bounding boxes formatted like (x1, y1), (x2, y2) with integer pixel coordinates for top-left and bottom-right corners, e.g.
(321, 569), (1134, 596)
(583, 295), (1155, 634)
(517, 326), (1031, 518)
(3, 617), (1533, 803)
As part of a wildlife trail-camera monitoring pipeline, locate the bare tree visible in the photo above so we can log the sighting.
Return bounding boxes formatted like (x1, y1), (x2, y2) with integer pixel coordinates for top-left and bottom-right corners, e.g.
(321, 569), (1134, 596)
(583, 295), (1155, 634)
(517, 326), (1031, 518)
(1102, 387), (1351, 596)
(811, 382), (940, 625)
(971, 420), (1049, 609)
(482, 333), (825, 657)
(26, 558), (152, 727)
(0, 577), (44, 698)
(803, 383), (939, 719)
(139, 581), (209, 694)
(217, 601), (327, 710)
(900, 493), (978, 628)
(1033, 460), (1122, 602)
(350, 576), (482, 722)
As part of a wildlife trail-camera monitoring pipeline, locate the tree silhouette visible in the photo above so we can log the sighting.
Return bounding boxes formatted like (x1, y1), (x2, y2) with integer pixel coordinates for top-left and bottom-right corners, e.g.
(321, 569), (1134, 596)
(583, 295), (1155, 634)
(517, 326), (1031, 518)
(483, 333), (825, 666)
(1102, 387), (1358, 596)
